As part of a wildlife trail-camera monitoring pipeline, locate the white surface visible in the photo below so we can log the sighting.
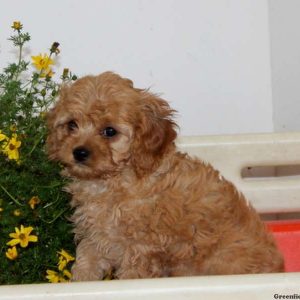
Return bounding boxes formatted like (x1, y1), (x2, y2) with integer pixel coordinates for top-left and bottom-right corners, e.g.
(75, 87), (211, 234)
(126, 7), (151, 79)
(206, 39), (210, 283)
(0, 0), (273, 135)
(178, 132), (300, 213)
(0, 273), (299, 300)
(269, 0), (300, 132)
(0, 132), (300, 299)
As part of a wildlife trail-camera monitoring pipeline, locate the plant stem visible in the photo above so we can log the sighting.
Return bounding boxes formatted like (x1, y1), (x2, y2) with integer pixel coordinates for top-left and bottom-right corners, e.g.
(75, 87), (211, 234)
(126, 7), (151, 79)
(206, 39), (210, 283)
(27, 133), (44, 156)
(40, 208), (69, 224)
(0, 184), (24, 206)
(14, 31), (23, 80)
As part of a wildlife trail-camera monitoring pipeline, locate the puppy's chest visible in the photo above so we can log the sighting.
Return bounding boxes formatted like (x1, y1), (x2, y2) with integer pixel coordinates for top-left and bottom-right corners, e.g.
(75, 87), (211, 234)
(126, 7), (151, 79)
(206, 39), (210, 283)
(75, 186), (159, 238)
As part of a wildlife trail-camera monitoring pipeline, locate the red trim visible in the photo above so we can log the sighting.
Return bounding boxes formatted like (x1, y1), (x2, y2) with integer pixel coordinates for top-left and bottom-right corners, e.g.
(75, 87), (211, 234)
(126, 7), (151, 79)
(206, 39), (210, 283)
(266, 220), (300, 233)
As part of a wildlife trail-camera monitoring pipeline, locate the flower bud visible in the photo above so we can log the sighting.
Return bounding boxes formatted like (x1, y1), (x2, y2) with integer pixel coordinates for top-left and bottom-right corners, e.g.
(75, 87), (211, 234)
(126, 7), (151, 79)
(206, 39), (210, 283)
(62, 68), (69, 79)
(41, 89), (46, 97)
(50, 42), (60, 55)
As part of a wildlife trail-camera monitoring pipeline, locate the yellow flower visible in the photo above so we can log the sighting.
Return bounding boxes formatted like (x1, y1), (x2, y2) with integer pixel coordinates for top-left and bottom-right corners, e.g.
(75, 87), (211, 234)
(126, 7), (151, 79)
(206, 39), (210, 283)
(6, 246), (18, 260)
(40, 69), (54, 79)
(46, 69), (54, 78)
(28, 196), (41, 209)
(13, 209), (22, 217)
(58, 256), (67, 271)
(9, 124), (17, 132)
(62, 269), (72, 280)
(31, 54), (54, 72)
(46, 270), (60, 283)
(7, 225), (38, 248)
(58, 249), (75, 263)
(11, 21), (23, 31)
(0, 207), (3, 212)
(0, 130), (8, 142)
(57, 249), (74, 271)
(47, 249), (74, 283)
(2, 134), (21, 161)
(46, 269), (71, 283)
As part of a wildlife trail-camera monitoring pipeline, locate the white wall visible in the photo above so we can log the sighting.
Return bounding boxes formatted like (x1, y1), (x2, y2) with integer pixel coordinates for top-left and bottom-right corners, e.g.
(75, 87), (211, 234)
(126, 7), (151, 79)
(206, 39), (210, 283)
(268, 0), (300, 132)
(0, 0), (273, 136)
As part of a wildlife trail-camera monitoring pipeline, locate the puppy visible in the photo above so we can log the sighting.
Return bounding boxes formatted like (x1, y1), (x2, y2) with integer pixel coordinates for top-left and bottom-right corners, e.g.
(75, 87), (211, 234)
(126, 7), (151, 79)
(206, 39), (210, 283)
(47, 71), (284, 281)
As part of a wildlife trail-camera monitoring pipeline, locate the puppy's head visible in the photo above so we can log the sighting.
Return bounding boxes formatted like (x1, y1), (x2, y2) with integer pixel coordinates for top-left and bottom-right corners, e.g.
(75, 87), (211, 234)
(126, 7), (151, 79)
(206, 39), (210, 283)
(47, 72), (177, 179)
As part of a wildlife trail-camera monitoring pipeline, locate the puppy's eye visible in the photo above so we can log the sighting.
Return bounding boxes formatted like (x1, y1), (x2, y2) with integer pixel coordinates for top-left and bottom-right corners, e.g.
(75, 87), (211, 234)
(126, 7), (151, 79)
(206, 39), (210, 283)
(102, 127), (117, 138)
(67, 120), (78, 131)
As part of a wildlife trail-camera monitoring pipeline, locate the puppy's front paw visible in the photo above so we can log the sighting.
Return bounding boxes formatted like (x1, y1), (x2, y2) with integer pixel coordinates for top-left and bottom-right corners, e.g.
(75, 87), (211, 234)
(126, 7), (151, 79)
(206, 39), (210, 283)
(71, 262), (104, 282)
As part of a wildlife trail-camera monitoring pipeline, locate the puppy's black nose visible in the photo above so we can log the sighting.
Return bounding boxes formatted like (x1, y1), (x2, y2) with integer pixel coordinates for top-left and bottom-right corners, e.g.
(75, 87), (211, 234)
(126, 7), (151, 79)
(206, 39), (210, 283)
(73, 147), (90, 162)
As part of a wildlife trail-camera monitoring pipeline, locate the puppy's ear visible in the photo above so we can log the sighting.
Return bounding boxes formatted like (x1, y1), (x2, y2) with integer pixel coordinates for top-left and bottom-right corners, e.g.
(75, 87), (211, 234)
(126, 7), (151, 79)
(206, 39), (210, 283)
(131, 91), (177, 176)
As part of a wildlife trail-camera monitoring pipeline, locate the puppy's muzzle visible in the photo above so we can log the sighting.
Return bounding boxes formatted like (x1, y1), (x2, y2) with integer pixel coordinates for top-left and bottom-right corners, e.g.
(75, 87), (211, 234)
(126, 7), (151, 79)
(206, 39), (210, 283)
(73, 146), (90, 163)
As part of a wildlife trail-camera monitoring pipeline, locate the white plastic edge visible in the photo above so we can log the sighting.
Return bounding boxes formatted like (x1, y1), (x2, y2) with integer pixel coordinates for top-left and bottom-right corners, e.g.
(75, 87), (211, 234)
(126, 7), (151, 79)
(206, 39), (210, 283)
(0, 273), (299, 300)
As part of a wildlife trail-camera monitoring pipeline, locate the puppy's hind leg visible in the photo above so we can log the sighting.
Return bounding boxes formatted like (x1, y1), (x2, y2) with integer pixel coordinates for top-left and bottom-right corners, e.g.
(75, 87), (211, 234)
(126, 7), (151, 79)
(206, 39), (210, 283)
(199, 241), (284, 275)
